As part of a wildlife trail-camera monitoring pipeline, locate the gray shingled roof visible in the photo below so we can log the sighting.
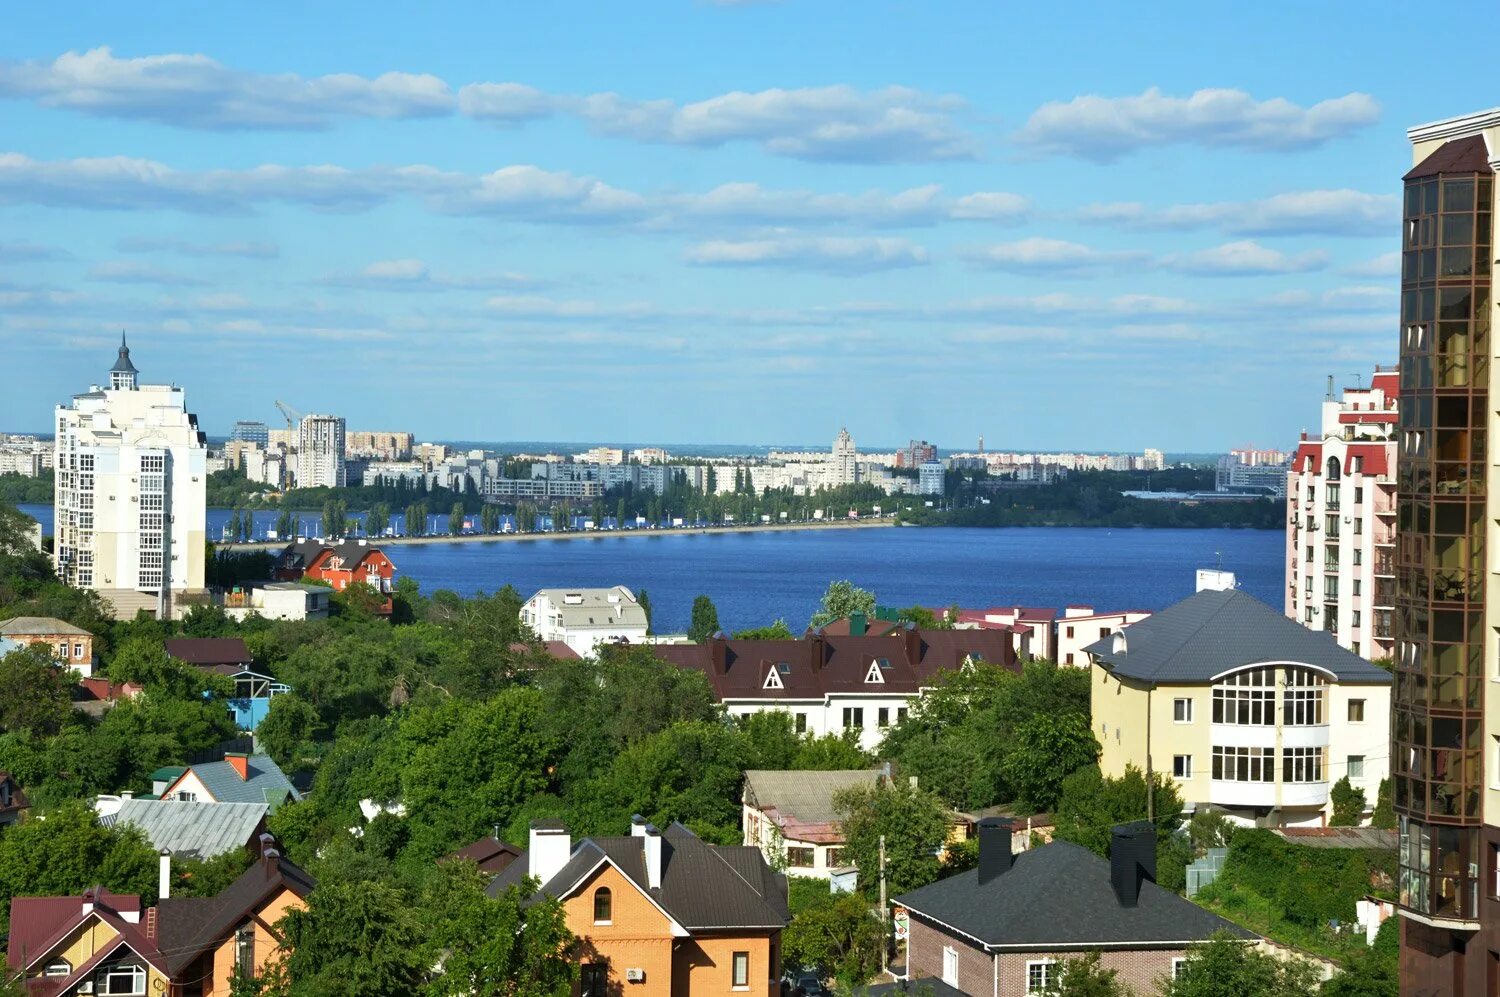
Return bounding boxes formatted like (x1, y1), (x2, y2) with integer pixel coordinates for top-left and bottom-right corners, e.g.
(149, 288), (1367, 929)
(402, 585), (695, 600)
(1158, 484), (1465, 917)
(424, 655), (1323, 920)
(488, 822), (789, 931)
(895, 840), (1255, 948)
(185, 755), (299, 808)
(0, 616), (94, 637)
(744, 769), (883, 823)
(1083, 588), (1391, 685)
(106, 799), (267, 859)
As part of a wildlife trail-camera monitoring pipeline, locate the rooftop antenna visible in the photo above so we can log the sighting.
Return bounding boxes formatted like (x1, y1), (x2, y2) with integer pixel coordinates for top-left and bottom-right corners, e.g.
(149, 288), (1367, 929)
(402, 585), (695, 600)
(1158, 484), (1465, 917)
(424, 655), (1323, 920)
(1215, 550), (1223, 571)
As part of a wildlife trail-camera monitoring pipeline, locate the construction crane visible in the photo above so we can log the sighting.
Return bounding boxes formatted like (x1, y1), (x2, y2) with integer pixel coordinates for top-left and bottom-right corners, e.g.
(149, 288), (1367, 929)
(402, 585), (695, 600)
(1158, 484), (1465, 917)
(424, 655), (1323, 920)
(275, 400), (303, 431)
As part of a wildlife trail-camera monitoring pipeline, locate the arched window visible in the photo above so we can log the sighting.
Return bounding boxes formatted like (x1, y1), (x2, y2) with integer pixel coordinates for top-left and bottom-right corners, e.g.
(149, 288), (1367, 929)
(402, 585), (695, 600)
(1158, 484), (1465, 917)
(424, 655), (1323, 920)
(1326, 456), (1341, 480)
(593, 887), (612, 923)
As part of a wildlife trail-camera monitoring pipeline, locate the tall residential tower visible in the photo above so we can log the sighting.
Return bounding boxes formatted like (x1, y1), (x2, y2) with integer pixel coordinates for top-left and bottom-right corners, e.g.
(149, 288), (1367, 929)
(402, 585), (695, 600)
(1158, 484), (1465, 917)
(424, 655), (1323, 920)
(296, 414), (346, 488)
(1393, 108), (1498, 993)
(54, 337), (208, 619)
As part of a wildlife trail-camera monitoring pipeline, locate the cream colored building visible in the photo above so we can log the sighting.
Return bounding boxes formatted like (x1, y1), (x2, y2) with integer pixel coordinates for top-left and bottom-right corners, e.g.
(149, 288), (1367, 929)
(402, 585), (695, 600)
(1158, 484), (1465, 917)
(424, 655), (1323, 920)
(296, 414), (346, 488)
(54, 337), (207, 620)
(1089, 574), (1391, 828)
(520, 585), (650, 656)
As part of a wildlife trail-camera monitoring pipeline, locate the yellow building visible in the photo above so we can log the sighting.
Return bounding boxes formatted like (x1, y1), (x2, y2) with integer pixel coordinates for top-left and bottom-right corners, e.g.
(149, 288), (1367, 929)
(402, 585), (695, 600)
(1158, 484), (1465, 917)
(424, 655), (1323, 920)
(1089, 574), (1392, 827)
(489, 818), (789, 995)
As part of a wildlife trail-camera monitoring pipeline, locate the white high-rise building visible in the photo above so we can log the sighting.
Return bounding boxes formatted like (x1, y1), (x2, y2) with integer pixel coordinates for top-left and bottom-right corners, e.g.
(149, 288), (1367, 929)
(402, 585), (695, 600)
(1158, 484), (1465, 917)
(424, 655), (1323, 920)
(1285, 368), (1399, 660)
(832, 427), (859, 486)
(297, 414), (346, 488)
(54, 337), (208, 619)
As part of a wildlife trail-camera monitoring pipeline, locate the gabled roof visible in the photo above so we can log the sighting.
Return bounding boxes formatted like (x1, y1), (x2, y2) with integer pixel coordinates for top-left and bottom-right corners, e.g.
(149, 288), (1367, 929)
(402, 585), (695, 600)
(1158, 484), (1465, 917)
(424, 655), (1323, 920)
(6, 892), (155, 974)
(894, 840), (1254, 949)
(171, 754), (300, 807)
(447, 835), (524, 875)
(0, 616), (93, 637)
(279, 540), (390, 573)
(1083, 588), (1391, 685)
(744, 769), (883, 843)
(156, 853), (316, 975)
(1405, 135), (1494, 179)
(105, 799), (268, 860)
(488, 822), (789, 932)
(165, 637), (254, 667)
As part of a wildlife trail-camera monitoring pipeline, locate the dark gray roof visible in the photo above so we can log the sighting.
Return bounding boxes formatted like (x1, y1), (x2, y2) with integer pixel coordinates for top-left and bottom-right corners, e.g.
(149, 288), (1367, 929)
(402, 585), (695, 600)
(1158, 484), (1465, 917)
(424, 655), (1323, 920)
(894, 840), (1255, 949)
(488, 822), (789, 931)
(1083, 588), (1391, 685)
(110, 334), (137, 374)
(183, 754), (300, 808)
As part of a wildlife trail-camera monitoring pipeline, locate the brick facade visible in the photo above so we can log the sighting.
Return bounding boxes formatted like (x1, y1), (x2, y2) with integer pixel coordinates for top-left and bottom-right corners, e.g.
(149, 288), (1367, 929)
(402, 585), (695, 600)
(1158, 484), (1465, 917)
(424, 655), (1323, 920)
(907, 916), (994, 995)
(994, 948), (1189, 997)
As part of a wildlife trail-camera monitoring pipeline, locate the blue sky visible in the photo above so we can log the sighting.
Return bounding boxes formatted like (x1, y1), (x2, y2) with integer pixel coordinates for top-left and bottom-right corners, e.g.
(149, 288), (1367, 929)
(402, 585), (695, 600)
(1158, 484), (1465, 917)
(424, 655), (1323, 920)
(0, 2), (1490, 450)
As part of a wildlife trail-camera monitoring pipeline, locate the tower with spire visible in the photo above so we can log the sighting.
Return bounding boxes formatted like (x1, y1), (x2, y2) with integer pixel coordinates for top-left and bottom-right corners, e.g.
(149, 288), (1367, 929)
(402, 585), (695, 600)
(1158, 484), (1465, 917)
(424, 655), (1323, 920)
(109, 333), (138, 391)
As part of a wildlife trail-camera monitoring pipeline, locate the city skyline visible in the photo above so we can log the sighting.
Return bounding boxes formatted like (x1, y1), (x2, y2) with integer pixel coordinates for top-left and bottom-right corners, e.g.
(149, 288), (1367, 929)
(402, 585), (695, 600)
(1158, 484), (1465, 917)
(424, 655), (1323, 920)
(0, 3), (1488, 448)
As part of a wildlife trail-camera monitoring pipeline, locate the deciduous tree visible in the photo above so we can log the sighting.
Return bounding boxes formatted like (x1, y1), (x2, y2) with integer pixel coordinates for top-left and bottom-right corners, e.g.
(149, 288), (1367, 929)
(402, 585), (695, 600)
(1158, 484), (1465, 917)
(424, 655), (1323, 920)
(809, 580), (876, 629)
(834, 781), (950, 895)
(0, 644), (72, 736)
(688, 594), (721, 642)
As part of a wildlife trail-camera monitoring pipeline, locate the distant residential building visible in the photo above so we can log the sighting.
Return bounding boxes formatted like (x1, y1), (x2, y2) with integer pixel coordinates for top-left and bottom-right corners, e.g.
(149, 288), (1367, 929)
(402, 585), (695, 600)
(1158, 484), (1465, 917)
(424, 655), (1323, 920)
(1286, 368), (1398, 660)
(1088, 575), (1391, 827)
(0, 616), (96, 676)
(917, 461), (946, 496)
(1055, 605), (1153, 666)
(521, 586), (650, 656)
(630, 447), (670, 464)
(896, 440), (938, 468)
(165, 637), (287, 730)
(0, 772), (30, 827)
(1141, 448), (1168, 470)
(742, 769), (884, 878)
(445, 834), (524, 876)
(1215, 453), (1291, 498)
(1230, 447), (1293, 466)
(222, 581), (331, 622)
(346, 430), (413, 461)
(486, 819), (789, 996)
(54, 337), (208, 620)
(362, 460), (426, 488)
(230, 421), (269, 447)
(889, 819), (1255, 995)
(654, 628), (1017, 751)
(952, 606), (1060, 661)
(275, 540), (396, 613)
(158, 752), (300, 811)
(0, 437), (47, 477)
(486, 477), (603, 501)
(414, 442), (449, 469)
(575, 446), (624, 465)
(832, 428), (859, 486)
(296, 414), (346, 488)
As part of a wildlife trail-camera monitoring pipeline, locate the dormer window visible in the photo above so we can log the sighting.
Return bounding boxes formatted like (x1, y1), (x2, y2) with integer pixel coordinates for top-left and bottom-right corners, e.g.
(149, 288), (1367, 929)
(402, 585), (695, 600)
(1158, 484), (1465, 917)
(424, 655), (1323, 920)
(763, 666), (784, 690)
(43, 960), (70, 977)
(864, 661), (886, 684)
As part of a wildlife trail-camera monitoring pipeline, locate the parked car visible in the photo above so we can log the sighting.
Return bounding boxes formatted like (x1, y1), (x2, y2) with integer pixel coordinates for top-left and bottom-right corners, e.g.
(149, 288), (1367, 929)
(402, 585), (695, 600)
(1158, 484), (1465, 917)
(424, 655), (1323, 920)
(793, 974), (830, 996)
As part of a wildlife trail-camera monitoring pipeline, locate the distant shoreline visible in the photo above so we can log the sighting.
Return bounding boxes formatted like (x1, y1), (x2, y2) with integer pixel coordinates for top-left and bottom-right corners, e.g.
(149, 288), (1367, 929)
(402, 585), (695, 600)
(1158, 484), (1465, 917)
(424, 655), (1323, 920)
(218, 516), (899, 551)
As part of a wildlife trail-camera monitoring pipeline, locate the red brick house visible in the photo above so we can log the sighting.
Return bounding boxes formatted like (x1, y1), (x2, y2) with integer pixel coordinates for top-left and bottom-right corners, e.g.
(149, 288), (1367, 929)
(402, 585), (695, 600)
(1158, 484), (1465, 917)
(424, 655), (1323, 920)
(275, 541), (396, 613)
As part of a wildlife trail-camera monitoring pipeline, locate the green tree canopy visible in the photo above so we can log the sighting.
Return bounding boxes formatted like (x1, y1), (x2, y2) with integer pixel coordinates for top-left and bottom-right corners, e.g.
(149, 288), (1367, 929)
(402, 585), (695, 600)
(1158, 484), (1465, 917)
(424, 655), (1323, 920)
(1160, 932), (1322, 997)
(279, 879), (428, 996)
(999, 711), (1101, 814)
(809, 580), (876, 629)
(0, 802), (158, 932)
(834, 780), (950, 895)
(0, 644), (73, 736)
(688, 594), (722, 642)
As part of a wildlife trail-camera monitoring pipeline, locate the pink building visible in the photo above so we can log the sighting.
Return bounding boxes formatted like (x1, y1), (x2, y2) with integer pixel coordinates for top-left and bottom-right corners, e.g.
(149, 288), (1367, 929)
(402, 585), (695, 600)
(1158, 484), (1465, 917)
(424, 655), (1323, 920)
(1285, 368), (1398, 660)
(1055, 605), (1154, 665)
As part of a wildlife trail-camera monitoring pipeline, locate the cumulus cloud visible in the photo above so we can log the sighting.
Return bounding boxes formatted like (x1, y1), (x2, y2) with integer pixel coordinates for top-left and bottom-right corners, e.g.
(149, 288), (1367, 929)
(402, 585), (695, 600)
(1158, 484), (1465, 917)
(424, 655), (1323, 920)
(323, 258), (540, 290)
(1161, 240), (1328, 276)
(1078, 189), (1395, 237)
(969, 237), (1150, 274)
(86, 260), (209, 285)
(1015, 87), (1380, 160)
(117, 235), (279, 258)
(685, 236), (929, 272)
(0, 47), (452, 128)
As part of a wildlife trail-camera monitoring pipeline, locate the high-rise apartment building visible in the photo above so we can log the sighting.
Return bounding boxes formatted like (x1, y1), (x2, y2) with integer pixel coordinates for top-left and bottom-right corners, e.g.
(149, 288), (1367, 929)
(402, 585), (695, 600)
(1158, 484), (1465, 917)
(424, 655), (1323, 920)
(296, 415), (346, 488)
(54, 337), (208, 619)
(896, 439), (937, 468)
(346, 430), (413, 461)
(1393, 108), (1497, 992)
(231, 421), (269, 447)
(832, 428), (858, 486)
(1285, 369), (1399, 660)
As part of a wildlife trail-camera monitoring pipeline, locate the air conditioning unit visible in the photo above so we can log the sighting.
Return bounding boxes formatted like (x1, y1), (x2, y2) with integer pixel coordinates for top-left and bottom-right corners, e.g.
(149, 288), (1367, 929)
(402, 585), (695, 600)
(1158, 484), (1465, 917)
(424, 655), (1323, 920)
(78, 984), (94, 994)
(625, 969), (645, 983)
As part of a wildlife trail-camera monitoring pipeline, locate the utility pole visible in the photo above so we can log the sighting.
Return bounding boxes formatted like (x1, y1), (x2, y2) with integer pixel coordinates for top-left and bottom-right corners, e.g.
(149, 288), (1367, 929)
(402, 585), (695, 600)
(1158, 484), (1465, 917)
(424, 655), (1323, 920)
(879, 833), (889, 976)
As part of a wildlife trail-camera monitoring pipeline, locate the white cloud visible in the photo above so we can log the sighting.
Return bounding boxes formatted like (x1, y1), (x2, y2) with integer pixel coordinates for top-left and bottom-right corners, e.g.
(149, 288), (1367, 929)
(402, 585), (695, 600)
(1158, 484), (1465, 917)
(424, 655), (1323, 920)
(0, 47), (453, 128)
(949, 192), (1031, 222)
(324, 258), (541, 291)
(362, 258), (429, 282)
(1342, 251), (1401, 276)
(0, 241), (68, 261)
(118, 236), (279, 258)
(436, 165), (649, 220)
(1079, 189), (1395, 237)
(86, 260), (208, 286)
(1161, 240), (1328, 276)
(1015, 87), (1380, 160)
(685, 236), (928, 272)
(969, 237), (1149, 274)
(455, 82), (563, 124)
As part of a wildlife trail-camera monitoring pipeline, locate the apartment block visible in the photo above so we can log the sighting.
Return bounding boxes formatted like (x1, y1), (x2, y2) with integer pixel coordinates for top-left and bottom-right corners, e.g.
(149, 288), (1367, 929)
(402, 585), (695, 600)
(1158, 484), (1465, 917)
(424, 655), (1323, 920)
(1286, 370), (1399, 660)
(296, 415), (346, 488)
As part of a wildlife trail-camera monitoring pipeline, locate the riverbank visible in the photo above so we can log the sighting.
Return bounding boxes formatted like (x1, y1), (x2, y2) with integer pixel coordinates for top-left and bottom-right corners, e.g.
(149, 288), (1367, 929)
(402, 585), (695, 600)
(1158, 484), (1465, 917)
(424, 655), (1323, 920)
(218, 516), (898, 552)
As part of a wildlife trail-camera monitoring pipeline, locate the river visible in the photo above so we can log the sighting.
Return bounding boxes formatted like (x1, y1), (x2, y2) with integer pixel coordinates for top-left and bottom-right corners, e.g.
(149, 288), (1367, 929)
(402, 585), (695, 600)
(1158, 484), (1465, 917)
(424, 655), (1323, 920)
(18, 504), (1284, 633)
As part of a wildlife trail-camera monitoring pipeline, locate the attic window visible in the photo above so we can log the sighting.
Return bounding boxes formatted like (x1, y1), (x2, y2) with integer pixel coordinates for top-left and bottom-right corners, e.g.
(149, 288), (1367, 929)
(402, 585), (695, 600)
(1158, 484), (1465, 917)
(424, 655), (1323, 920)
(44, 961), (70, 977)
(778, 662), (791, 673)
(764, 667), (784, 690)
(864, 661), (886, 684)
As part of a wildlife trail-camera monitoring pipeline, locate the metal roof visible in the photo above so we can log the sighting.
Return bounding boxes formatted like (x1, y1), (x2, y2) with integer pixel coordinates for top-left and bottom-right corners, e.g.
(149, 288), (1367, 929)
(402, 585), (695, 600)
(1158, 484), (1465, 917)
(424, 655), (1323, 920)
(110, 333), (138, 374)
(0, 616), (94, 637)
(183, 754), (300, 808)
(743, 769), (884, 823)
(108, 799), (268, 859)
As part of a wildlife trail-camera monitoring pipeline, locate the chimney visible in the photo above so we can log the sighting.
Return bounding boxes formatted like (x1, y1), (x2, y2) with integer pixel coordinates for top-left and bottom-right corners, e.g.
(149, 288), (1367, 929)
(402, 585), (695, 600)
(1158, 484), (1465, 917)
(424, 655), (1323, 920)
(1110, 821), (1157, 908)
(226, 752), (250, 781)
(263, 847), (281, 878)
(82, 887), (97, 917)
(709, 633), (728, 675)
(528, 820), (572, 885)
(849, 611), (867, 637)
(258, 832), (275, 858)
(643, 824), (663, 889)
(158, 851), (171, 900)
(630, 814), (648, 837)
(977, 817), (1014, 885)
(808, 628), (826, 670)
(903, 621), (921, 664)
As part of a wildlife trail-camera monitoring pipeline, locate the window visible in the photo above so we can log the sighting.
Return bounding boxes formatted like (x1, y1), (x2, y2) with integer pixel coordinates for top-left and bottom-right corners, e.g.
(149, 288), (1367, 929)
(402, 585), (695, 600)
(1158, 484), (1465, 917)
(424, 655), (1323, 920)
(73, 642), (84, 659)
(1172, 958), (1189, 980)
(1348, 699), (1366, 722)
(1284, 668), (1327, 726)
(580, 964), (608, 997)
(896, 707), (908, 724)
(1173, 755), (1193, 779)
(785, 846), (815, 868)
(794, 712), (807, 733)
(842, 707), (864, 730)
(1283, 747), (1326, 783)
(237, 925), (255, 979)
(593, 887), (612, 923)
(1065, 626), (1075, 638)
(97, 964), (146, 996)
(1026, 960), (1054, 993)
(864, 661), (885, 683)
(1173, 698), (1193, 723)
(1348, 755), (1365, 780)
(1212, 667), (1276, 725)
(732, 951), (749, 989)
(824, 847), (844, 867)
(1212, 746), (1275, 782)
(177, 791), (197, 802)
(43, 961), (70, 977)
(942, 947), (959, 987)
(878, 707), (890, 728)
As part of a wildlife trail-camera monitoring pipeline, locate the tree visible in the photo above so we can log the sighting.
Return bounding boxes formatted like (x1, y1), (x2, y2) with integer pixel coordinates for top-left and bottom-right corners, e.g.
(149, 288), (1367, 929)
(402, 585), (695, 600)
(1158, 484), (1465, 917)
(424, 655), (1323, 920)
(834, 781), (950, 895)
(406, 502), (428, 537)
(636, 590), (653, 634)
(321, 498), (348, 539)
(279, 879), (428, 996)
(423, 864), (575, 996)
(809, 580), (876, 629)
(449, 502), (465, 536)
(1322, 915), (1397, 997)
(1370, 777), (1396, 830)
(734, 619), (795, 640)
(257, 695), (320, 769)
(367, 504), (391, 538)
(0, 644), (73, 736)
(1040, 951), (1131, 996)
(688, 595), (721, 642)
(782, 889), (883, 985)
(1329, 776), (1367, 826)
(999, 712), (1100, 813)
(1160, 932), (1322, 997)
(0, 803), (157, 931)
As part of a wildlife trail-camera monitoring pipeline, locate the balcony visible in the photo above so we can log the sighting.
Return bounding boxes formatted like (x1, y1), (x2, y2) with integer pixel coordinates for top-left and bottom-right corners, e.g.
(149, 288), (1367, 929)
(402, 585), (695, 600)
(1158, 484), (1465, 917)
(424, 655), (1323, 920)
(1374, 554), (1395, 576)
